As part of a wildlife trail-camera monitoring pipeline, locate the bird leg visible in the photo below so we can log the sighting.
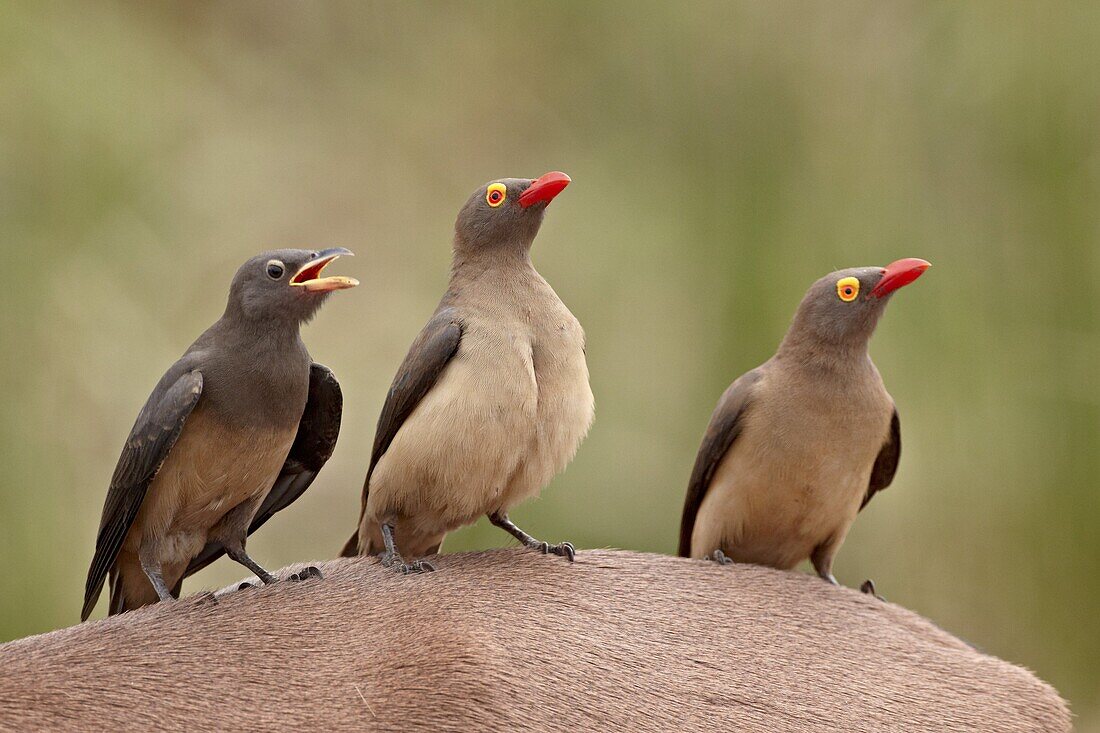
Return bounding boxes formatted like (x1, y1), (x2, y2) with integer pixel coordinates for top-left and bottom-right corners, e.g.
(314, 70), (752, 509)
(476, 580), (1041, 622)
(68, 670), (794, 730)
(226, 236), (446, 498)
(488, 512), (575, 562)
(223, 543), (278, 586)
(706, 549), (734, 565)
(379, 522), (434, 574)
(138, 551), (176, 603)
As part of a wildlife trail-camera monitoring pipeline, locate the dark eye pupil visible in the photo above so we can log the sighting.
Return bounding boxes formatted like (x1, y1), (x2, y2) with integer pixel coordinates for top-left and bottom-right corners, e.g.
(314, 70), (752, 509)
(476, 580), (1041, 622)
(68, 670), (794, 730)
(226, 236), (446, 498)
(490, 191), (501, 201)
(267, 264), (284, 279)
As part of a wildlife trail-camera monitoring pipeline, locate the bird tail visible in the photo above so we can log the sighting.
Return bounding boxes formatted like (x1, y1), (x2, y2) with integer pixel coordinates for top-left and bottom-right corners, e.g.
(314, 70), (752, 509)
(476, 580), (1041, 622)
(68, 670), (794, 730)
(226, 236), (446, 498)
(106, 561), (164, 616)
(108, 568), (126, 616)
(339, 530), (359, 558)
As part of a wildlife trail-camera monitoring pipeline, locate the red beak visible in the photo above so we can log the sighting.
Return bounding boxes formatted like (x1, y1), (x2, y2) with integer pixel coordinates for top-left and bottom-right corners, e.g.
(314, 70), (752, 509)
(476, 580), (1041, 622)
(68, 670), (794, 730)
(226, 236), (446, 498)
(870, 258), (931, 298)
(519, 171), (571, 208)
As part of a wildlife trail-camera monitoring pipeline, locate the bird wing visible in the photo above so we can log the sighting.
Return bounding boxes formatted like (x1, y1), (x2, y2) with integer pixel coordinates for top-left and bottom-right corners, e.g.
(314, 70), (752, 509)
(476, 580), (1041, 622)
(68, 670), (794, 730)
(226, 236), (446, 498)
(860, 408), (901, 510)
(677, 369), (763, 557)
(341, 308), (463, 556)
(178, 363), (343, 583)
(82, 368), (204, 621)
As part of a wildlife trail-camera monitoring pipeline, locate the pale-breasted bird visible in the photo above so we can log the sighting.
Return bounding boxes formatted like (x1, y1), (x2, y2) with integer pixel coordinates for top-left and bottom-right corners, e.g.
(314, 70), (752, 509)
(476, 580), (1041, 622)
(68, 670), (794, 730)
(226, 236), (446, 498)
(82, 248), (357, 620)
(342, 172), (593, 572)
(678, 258), (930, 587)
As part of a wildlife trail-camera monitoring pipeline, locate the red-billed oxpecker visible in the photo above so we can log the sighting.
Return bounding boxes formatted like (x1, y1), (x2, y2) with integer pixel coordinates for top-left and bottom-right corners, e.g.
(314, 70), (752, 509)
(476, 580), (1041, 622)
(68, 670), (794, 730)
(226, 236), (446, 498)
(679, 258), (931, 589)
(342, 172), (593, 573)
(82, 248), (357, 619)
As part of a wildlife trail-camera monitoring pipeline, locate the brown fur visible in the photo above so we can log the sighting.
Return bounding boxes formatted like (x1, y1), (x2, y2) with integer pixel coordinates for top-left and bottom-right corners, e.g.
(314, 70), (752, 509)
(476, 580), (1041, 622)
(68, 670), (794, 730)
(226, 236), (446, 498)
(1, 550), (1069, 732)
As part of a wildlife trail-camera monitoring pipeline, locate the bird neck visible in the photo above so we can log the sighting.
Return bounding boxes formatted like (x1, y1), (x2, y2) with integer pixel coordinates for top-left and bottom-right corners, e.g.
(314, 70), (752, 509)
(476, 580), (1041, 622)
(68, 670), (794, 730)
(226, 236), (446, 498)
(775, 329), (873, 378)
(450, 241), (534, 280)
(214, 309), (305, 357)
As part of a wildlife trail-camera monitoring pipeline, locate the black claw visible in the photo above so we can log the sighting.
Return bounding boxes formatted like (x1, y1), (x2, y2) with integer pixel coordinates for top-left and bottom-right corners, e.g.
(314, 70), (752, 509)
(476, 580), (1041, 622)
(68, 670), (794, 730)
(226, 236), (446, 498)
(531, 540), (575, 561)
(237, 581), (257, 591)
(860, 579), (885, 601)
(549, 541), (576, 562)
(288, 566), (323, 582)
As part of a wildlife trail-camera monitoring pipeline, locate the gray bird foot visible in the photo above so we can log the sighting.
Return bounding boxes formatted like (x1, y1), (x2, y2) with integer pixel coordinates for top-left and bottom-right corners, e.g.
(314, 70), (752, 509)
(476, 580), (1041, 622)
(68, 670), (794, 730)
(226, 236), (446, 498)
(287, 566), (324, 582)
(860, 579), (885, 601)
(706, 549), (734, 565)
(530, 540), (576, 562)
(380, 552), (435, 574)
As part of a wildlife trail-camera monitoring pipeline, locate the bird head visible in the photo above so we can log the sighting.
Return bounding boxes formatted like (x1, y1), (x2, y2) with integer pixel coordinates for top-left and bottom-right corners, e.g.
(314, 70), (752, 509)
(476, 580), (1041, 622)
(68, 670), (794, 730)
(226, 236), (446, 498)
(453, 171), (571, 255)
(226, 247), (358, 324)
(786, 258), (931, 348)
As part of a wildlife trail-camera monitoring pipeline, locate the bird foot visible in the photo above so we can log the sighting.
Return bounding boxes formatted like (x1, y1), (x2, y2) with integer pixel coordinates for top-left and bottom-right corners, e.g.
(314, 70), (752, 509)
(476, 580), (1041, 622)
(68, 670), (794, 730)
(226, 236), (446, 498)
(381, 552), (434, 574)
(287, 566), (324, 582)
(706, 549), (734, 565)
(860, 579), (885, 601)
(530, 540), (576, 562)
(237, 580), (258, 591)
(401, 559), (435, 574)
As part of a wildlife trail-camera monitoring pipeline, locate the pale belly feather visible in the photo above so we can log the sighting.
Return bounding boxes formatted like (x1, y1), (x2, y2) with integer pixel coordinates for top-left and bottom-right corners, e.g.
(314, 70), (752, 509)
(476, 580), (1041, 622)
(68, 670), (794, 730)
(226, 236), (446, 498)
(367, 306), (594, 538)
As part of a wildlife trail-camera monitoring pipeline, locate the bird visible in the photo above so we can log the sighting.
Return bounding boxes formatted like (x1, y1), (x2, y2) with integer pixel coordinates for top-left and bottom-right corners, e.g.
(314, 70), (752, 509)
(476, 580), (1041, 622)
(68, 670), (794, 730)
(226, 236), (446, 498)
(342, 172), (593, 573)
(678, 258), (930, 588)
(81, 248), (357, 620)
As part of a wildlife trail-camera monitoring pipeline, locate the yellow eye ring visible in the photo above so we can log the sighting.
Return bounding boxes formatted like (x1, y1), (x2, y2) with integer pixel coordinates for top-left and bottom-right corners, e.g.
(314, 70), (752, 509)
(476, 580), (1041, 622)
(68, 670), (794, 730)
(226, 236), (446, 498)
(486, 183), (507, 207)
(836, 276), (860, 302)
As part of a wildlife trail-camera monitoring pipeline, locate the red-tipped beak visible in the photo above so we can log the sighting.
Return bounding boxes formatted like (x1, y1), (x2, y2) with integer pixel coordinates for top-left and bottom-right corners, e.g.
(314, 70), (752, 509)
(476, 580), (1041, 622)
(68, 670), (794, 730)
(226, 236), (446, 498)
(519, 171), (571, 208)
(870, 258), (931, 298)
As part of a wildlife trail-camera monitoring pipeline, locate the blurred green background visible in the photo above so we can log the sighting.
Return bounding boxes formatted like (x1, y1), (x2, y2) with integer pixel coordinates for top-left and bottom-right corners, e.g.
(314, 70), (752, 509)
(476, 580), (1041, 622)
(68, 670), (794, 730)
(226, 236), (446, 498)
(1, 0), (1097, 725)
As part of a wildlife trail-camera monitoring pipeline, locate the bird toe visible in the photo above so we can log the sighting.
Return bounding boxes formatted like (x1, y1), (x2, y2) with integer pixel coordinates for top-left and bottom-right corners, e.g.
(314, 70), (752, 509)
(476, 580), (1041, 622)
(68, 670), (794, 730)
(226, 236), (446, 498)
(548, 542), (576, 562)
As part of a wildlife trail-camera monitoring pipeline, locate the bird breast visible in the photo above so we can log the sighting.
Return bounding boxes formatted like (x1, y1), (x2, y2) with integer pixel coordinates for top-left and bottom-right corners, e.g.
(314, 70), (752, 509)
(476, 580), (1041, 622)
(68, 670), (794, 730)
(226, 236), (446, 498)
(367, 281), (593, 531)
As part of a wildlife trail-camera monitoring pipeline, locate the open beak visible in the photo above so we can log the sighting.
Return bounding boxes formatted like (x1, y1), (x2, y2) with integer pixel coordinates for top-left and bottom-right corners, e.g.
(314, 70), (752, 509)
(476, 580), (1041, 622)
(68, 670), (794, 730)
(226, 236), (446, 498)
(870, 258), (931, 298)
(519, 171), (571, 208)
(290, 247), (359, 292)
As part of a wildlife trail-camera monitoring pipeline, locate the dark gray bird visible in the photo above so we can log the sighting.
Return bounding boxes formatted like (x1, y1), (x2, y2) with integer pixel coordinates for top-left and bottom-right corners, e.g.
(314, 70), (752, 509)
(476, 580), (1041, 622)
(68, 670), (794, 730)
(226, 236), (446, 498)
(678, 258), (930, 587)
(341, 172), (593, 572)
(81, 248), (357, 620)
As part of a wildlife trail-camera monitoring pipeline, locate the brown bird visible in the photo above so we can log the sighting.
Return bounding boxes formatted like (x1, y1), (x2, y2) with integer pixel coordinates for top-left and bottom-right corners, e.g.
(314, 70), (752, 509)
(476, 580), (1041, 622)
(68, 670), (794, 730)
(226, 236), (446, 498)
(342, 172), (593, 572)
(82, 248), (357, 620)
(678, 258), (930, 587)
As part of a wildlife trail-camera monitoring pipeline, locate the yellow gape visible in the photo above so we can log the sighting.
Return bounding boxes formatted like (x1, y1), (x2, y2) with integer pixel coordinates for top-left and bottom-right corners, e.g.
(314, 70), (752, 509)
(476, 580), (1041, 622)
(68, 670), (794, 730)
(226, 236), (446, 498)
(486, 183), (507, 207)
(836, 276), (860, 302)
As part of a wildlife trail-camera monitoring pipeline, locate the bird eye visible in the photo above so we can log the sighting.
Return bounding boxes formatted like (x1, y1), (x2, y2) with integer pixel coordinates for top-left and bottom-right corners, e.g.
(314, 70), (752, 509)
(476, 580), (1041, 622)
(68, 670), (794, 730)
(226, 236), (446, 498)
(266, 260), (286, 280)
(836, 276), (860, 302)
(486, 183), (507, 208)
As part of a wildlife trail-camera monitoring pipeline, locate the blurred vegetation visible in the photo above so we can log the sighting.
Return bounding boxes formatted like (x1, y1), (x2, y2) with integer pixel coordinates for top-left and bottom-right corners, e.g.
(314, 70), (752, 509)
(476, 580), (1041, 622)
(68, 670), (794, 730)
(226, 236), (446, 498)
(1, 0), (1097, 725)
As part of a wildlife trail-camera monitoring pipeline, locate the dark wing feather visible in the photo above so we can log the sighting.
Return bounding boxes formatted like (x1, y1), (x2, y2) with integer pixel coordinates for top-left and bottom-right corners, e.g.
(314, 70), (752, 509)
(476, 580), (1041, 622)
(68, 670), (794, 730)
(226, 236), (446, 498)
(340, 308), (462, 556)
(677, 369), (763, 557)
(180, 363), (343, 581)
(860, 408), (901, 510)
(82, 369), (203, 621)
